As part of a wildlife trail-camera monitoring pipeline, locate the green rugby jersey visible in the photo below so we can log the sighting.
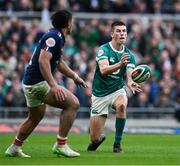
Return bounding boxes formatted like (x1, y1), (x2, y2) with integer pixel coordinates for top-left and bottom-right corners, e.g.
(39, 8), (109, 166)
(92, 42), (136, 97)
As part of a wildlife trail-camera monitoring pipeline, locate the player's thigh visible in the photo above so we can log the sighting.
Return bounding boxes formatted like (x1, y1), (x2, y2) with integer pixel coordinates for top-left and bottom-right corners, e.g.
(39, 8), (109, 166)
(27, 104), (46, 122)
(43, 87), (79, 109)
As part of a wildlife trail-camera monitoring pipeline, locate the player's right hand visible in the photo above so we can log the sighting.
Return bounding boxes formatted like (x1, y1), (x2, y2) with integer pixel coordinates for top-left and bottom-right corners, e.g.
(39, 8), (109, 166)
(121, 53), (130, 65)
(52, 84), (67, 101)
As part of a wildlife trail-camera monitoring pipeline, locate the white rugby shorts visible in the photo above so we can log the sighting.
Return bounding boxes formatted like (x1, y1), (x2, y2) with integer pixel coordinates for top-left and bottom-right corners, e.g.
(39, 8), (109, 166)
(22, 81), (50, 107)
(91, 88), (127, 117)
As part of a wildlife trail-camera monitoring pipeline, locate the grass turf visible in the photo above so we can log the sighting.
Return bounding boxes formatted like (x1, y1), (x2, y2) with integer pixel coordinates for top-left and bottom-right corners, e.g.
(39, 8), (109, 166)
(0, 133), (180, 165)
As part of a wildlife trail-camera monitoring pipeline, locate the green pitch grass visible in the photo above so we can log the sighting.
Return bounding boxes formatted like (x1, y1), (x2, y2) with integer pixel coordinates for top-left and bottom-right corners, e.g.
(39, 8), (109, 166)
(0, 133), (180, 165)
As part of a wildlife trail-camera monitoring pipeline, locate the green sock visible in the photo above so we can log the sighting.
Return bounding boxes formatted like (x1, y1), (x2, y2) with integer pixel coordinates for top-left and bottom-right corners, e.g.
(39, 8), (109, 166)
(115, 118), (126, 144)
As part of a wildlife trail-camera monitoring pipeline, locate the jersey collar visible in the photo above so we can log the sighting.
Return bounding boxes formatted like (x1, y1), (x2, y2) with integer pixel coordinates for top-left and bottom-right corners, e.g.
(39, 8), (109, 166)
(58, 29), (65, 45)
(109, 42), (125, 53)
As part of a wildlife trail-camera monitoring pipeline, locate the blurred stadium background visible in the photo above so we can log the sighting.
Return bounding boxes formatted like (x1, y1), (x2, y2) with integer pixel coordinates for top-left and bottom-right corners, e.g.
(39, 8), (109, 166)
(0, 0), (180, 134)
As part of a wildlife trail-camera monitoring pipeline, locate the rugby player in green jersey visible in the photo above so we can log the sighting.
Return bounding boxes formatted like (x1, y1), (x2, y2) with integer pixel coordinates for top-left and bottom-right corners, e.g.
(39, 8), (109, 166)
(87, 21), (142, 153)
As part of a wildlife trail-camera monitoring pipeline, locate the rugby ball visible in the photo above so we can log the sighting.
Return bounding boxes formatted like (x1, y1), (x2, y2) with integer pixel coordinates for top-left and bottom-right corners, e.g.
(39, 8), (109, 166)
(131, 64), (151, 83)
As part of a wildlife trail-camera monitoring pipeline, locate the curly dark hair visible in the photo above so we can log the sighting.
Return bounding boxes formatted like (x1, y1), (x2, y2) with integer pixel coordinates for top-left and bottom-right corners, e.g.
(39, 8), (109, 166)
(51, 10), (72, 29)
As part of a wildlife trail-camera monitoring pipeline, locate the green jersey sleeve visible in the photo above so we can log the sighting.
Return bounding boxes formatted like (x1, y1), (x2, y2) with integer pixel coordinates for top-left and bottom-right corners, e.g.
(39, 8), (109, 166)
(96, 46), (109, 62)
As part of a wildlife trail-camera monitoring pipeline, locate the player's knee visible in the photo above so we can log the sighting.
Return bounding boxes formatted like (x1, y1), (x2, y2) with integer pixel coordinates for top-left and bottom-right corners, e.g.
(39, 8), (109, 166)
(70, 97), (80, 111)
(116, 103), (126, 116)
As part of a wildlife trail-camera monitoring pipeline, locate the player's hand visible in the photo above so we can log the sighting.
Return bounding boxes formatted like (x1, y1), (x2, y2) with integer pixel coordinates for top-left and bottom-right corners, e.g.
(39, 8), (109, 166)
(73, 75), (88, 88)
(52, 84), (67, 101)
(127, 80), (142, 94)
(120, 53), (130, 65)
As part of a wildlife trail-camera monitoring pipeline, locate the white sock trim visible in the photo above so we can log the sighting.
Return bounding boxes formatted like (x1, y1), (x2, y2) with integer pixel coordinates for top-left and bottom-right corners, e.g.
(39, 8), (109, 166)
(57, 135), (67, 140)
(15, 136), (23, 142)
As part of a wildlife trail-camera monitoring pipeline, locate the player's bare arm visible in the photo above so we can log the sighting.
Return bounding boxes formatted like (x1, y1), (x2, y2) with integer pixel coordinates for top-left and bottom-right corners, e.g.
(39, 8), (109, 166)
(126, 68), (142, 94)
(39, 49), (66, 101)
(98, 53), (130, 75)
(57, 58), (87, 88)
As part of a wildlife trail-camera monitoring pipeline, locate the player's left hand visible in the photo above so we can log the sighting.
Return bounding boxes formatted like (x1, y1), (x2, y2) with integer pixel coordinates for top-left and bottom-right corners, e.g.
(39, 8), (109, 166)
(73, 75), (88, 88)
(127, 80), (142, 94)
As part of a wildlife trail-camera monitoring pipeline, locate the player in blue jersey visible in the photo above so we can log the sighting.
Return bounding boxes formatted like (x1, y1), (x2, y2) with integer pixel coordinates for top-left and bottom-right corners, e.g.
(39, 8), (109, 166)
(5, 10), (87, 158)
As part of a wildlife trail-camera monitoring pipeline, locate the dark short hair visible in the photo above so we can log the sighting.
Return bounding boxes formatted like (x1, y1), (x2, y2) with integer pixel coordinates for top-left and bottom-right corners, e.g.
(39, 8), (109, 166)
(51, 10), (72, 29)
(111, 21), (126, 30)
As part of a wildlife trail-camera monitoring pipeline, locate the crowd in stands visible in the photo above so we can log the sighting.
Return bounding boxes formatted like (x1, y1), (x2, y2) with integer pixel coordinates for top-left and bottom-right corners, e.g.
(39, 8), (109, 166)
(0, 0), (180, 14)
(0, 1), (179, 110)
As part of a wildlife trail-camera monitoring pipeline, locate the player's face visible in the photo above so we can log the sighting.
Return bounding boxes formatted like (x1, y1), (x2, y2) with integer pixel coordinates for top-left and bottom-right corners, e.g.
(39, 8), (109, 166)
(111, 25), (127, 45)
(66, 19), (73, 34)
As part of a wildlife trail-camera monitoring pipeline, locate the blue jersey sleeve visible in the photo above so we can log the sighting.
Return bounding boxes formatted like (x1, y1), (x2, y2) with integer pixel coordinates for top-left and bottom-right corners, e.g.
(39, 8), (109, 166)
(41, 34), (62, 55)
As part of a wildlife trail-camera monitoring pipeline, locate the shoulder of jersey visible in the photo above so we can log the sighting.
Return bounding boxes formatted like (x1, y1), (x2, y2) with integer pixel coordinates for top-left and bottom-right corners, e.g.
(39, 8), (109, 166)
(46, 31), (62, 39)
(97, 47), (109, 57)
(44, 32), (62, 47)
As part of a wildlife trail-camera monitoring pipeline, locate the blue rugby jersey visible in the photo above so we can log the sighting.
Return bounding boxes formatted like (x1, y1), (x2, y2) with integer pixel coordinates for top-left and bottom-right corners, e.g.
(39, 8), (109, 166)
(23, 28), (65, 85)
